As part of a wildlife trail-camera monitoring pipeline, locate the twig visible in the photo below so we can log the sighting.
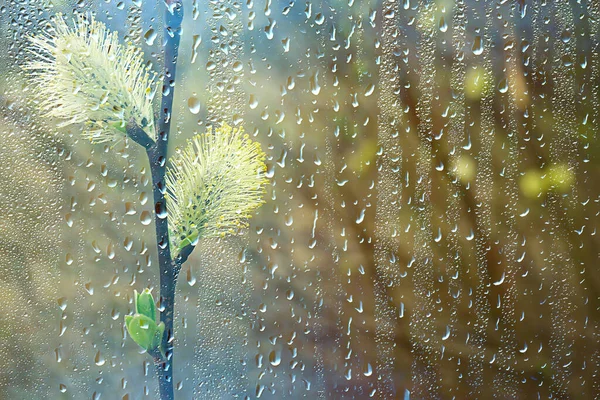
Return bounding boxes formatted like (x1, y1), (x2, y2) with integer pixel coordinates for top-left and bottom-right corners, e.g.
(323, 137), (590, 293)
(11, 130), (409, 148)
(126, 120), (154, 149)
(147, 0), (183, 399)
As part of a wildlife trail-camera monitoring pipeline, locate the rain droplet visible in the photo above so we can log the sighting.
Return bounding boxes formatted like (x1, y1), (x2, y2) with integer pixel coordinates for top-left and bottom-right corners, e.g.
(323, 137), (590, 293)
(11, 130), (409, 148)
(206, 61), (217, 71)
(265, 18), (276, 39)
(125, 202), (137, 215)
(188, 96), (201, 114)
(439, 16), (447, 32)
(310, 70), (321, 95)
(498, 78), (508, 93)
(249, 94), (259, 109)
(57, 297), (68, 311)
(232, 61), (243, 72)
(95, 351), (105, 366)
(269, 350), (281, 366)
(472, 36), (483, 55)
(140, 211), (152, 226)
(144, 28), (157, 45)
(356, 209), (365, 224)
(187, 267), (196, 286)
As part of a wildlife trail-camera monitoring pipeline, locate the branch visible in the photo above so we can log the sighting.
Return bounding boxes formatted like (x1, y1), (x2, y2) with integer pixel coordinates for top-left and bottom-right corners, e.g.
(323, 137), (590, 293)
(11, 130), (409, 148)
(148, 346), (167, 364)
(157, 0), (183, 151)
(150, 1), (184, 399)
(126, 120), (155, 149)
(175, 244), (195, 267)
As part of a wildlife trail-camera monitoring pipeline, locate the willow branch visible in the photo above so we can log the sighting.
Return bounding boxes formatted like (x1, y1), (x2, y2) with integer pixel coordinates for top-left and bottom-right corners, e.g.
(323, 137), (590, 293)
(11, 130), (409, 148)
(150, 0), (184, 399)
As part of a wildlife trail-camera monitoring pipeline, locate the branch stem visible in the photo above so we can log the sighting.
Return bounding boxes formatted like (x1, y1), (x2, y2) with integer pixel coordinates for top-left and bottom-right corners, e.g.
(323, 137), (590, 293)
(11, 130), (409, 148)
(146, 144), (176, 400)
(146, 1), (184, 399)
(127, 120), (154, 149)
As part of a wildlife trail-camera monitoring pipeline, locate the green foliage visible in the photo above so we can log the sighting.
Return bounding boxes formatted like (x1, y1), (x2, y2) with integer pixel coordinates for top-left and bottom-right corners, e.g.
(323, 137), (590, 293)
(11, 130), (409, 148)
(125, 289), (164, 352)
(134, 289), (156, 323)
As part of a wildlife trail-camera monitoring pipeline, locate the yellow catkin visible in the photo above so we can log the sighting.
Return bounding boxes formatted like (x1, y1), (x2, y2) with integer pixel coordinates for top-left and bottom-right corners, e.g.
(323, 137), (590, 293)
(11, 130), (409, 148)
(23, 14), (156, 143)
(166, 123), (268, 257)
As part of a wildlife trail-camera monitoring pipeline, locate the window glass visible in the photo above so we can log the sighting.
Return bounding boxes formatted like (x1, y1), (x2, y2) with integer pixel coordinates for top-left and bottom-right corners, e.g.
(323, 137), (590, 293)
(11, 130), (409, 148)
(1, 0), (598, 398)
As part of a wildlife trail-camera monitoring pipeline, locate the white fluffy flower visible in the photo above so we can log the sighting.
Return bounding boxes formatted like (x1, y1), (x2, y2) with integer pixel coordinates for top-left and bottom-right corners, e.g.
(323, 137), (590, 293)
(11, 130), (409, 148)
(24, 14), (156, 143)
(166, 124), (268, 256)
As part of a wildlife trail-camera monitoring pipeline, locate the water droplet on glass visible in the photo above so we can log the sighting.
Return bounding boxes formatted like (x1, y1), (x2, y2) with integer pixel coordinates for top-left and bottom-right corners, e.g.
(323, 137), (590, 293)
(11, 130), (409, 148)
(144, 28), (157, 45)
(188, 96), (201, 114)
(269, 350), (281, 366)
(498, 78), (508, 93)
(140, 211), (152, 226)
(95, 351), (105, 366)
(310, 70), (321, 95)
(472, 36), (483, 55)
(187, 267), (196, 286)
(439, 16), (447, 32)
(206, 61), (217, 71)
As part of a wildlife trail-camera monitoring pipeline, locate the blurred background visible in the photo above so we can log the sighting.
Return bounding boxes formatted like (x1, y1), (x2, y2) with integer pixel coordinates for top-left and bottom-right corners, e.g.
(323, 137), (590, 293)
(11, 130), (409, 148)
(0, 0), (599, 398)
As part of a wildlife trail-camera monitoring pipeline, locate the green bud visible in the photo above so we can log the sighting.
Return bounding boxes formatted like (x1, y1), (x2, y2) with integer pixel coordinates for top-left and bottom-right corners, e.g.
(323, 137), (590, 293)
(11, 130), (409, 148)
(177, 231), (199, 253)
(135, 289), (156, 322)
(154, 322), (165, 350)
(126, 289), (164, 352)
(111, 121), (127, 134)
(125, 313), (163, 351)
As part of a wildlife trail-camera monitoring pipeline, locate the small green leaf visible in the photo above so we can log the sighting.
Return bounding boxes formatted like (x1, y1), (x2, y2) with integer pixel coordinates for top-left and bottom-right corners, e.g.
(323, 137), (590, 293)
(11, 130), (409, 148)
(126, 314), (158, 351)
(136, 289), (156, 322)
(133, 290), (140, 313)
(152, 322), (165, 350)
(125, 315), (133, 331)
(178, 231), (199, 252)
(112, 121), (127, 134)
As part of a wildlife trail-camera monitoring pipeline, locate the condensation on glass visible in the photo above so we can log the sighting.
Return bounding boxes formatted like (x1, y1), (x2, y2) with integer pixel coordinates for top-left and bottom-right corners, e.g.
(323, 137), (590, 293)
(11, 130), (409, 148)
(0, 0), (598, 399)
